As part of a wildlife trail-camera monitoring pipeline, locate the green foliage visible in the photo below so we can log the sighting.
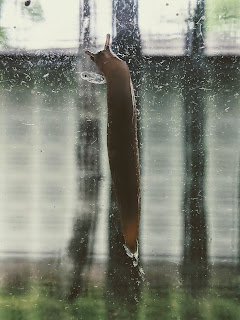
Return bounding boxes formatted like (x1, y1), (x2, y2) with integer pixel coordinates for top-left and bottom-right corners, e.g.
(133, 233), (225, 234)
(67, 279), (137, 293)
(139, 288), (240, 320)
(0, 26), (7, 46)
(0, 282), (107, 320)
(1, 282), (240, 320)
(2, 270), (31, 296)
(0, 0), (3, 14)
(0, 0), (7, 47)
(209, 298), (240, 320)
(206, 0), (240, 31)
(23, 0), (44, 22)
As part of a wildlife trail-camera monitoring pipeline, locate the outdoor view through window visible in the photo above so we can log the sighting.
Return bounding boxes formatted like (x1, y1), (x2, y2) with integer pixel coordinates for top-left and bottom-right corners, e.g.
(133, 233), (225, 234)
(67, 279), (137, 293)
(0, 0), (240, 319)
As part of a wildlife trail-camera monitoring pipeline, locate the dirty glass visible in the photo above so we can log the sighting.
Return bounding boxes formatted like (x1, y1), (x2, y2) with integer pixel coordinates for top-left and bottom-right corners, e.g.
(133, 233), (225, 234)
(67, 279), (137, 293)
(0, 0), (240, 319)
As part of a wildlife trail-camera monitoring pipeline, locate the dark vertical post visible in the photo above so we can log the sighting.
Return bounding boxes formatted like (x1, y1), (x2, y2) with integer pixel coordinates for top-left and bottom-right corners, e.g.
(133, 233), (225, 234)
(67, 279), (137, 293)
(106, 0), (143, 318)
(182, 0), (208, 294)
(238, 159), (240, 271)
(67, 0), (101, 300)
(111, 0), (142, 114)
(80, 0), (91, 48)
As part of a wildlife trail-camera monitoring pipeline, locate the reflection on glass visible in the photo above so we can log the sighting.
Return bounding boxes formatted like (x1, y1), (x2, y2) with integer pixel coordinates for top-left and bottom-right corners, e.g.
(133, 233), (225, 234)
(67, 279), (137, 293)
(0, 0), (239, 319)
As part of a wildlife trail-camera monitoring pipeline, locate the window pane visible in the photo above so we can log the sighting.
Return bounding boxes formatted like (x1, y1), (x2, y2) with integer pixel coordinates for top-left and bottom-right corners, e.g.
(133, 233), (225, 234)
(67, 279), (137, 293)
(0, 0), (239, 55)
(205, 0), (240, 54)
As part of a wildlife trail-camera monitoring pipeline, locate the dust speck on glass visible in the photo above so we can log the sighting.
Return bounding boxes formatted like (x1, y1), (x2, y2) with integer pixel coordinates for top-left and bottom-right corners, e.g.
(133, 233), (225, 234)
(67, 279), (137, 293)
(25, 0), (31, 7)
(0, 0), (239, 318)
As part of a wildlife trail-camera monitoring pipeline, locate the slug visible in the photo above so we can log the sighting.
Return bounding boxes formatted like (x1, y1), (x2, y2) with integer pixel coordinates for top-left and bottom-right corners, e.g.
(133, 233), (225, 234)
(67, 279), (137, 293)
(85, 34), (141, 254)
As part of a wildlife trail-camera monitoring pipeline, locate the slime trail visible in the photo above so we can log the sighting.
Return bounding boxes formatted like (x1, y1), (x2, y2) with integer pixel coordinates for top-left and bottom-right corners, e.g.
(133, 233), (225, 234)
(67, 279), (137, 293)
(123, 241), (145, 282)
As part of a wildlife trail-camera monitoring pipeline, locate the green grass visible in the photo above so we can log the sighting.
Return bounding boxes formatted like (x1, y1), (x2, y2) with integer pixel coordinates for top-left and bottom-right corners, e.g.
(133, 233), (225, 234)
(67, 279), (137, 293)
(0, 284), (106, 320)
(205, 0), (240, 31)
(0, 282), (240, 320)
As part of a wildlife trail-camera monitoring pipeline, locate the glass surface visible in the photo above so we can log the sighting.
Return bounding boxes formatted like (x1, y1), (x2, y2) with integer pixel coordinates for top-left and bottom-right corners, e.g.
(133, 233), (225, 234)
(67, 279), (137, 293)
(0, 0), (240, 319)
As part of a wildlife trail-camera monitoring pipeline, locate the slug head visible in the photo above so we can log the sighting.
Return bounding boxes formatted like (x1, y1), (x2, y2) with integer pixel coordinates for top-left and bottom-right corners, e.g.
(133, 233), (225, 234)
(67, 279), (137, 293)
(85, 34), (117, 74)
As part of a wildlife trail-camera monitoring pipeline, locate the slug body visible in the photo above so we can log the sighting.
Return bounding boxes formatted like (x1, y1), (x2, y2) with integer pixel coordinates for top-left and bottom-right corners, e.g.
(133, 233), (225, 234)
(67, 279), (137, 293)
(86, 35), (141, 254)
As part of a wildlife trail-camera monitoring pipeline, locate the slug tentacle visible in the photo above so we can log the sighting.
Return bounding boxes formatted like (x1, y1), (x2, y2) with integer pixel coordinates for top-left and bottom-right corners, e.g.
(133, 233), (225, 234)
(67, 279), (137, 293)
(104, 34), (110, 50)
(85, 50), (95, 61)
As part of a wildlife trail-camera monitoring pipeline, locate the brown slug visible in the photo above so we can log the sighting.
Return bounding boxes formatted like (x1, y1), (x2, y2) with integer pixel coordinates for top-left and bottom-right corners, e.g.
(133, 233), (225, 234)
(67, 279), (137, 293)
(85, 34), (141, 254)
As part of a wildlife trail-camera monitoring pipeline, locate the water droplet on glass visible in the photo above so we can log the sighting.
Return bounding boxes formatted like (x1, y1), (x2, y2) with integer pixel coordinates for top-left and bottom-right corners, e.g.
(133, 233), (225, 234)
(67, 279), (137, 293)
(80, 71), (106, 84)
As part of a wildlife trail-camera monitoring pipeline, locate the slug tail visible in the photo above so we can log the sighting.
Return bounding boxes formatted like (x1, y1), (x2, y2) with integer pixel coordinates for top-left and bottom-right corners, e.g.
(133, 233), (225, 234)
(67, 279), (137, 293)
(123, 241), (145, 281)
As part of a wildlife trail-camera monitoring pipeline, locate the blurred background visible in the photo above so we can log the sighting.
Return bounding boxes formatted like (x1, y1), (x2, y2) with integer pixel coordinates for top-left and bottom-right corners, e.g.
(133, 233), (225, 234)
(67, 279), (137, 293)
(0, 0), (240, 319)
